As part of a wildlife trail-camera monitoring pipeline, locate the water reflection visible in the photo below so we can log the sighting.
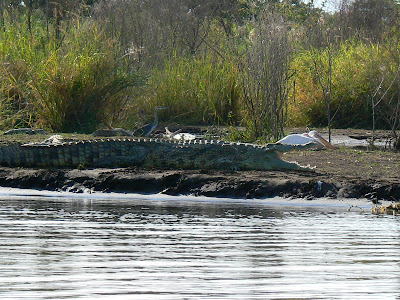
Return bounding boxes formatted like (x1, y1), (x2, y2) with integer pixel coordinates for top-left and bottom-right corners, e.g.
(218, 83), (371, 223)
(0, 196), (400, 299)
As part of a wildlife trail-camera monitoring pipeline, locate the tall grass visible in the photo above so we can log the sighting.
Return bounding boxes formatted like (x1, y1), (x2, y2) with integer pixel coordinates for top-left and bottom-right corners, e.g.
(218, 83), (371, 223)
(0, 10), (140, 133)
(142, 54), (242, 126)
(290, 39), (400, 131)
(290, 41), (376, 128)
(2, 4), (400, 140)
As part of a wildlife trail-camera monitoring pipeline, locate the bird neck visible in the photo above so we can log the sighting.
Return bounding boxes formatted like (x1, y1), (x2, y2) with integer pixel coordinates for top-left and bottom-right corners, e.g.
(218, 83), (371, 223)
(154, 108), (159, 123)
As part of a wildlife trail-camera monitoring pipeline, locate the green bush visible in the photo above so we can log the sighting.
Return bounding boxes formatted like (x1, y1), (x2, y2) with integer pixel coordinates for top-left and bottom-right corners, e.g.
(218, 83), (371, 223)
(142, 54), (242, 126)
(290, 39), (400, 130)
(290, 41), (375, 128)
(0, 11), (139, 133)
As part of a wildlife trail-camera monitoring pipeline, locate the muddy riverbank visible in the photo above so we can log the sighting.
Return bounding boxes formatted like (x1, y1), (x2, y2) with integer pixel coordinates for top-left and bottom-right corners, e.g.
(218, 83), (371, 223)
(0, 157), (397, 202)
(0, 128), (398, 202)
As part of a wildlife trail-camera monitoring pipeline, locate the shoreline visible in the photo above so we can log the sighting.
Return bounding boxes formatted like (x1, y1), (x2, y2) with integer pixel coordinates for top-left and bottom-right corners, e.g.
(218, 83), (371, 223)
(0, 186), (377, 211)
(0, 128), (398, 205)
(0, 165), (396, 205)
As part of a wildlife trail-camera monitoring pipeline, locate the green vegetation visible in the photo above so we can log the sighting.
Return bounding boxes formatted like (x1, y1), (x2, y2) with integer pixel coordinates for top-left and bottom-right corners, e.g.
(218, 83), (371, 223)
(0, 0), (399, 147)
(0, 8), (140, 133)
(144, 55), (241, 126)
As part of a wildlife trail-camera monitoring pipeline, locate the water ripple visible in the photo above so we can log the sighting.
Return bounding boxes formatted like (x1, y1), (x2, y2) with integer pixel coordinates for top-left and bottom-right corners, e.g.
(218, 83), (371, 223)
(0, 197), (399, 299)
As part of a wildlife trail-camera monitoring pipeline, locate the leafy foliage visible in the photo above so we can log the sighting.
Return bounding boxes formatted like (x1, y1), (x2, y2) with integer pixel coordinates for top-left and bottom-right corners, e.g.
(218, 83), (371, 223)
(143, 54), (241, 126)
(0, 9), (140, 132)
(0, 0), (400, 143)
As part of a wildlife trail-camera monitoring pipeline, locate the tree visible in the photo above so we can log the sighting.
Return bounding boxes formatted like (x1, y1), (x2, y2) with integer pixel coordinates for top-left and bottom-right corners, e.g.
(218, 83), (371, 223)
(335, 0), (400, 42)
(369, 43), (400, 149)
(301, 11), (340, 142)
(240, 8), (294, 140)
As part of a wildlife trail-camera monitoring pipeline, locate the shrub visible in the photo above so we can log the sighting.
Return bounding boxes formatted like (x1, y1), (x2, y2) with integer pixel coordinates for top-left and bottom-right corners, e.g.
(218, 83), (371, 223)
(290, 41), (373, 128)
(142, 54), (242, 126)
(0, 10), (140, 133)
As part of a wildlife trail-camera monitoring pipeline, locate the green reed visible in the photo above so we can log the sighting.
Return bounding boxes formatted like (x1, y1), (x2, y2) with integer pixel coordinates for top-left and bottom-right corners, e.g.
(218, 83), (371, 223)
(0, 10), (139, 133)
(142, 54), (242, 127)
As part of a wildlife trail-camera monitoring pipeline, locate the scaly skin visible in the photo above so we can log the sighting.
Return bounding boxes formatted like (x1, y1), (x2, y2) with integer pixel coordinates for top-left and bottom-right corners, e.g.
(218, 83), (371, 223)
(0, 138), (314, 170)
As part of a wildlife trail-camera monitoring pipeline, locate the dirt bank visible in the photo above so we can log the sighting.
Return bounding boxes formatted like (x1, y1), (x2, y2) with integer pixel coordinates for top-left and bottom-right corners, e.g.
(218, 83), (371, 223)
(0, 150), (397, 202)
(0, 128), (398, 202)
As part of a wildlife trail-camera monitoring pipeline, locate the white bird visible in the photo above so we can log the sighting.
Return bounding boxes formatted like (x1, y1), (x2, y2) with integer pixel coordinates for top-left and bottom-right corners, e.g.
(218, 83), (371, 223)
(165, 127), (196, 141)
(277, 130), (335, 149)
(172, 132), (196, 141)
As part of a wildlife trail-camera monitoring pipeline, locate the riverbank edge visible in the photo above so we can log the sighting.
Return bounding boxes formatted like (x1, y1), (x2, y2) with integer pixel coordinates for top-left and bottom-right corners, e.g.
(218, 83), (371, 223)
(0, 167), (397, 204)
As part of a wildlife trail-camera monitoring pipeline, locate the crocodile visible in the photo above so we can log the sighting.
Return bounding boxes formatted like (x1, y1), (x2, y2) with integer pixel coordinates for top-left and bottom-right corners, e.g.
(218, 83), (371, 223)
(0, 138), (315, 170)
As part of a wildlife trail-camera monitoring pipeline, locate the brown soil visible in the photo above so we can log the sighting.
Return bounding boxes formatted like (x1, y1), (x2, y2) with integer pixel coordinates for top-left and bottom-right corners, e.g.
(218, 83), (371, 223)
(0, 128), (398, 202)
(285, 148), (400, 183)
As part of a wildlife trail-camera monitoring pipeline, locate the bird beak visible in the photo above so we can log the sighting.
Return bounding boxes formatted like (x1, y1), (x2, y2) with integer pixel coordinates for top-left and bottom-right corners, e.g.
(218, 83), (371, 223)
(314, 133), (335, 149)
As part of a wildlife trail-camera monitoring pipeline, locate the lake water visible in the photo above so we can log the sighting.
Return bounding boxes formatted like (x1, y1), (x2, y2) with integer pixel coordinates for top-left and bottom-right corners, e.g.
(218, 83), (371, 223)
(0, 191), (399, 299)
